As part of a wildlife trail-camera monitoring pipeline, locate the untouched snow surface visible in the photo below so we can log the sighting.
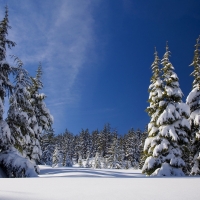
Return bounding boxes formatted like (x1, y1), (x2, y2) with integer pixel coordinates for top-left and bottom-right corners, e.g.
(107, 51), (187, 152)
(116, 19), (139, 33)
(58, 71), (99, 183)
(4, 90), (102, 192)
(1, 165), (200, 200)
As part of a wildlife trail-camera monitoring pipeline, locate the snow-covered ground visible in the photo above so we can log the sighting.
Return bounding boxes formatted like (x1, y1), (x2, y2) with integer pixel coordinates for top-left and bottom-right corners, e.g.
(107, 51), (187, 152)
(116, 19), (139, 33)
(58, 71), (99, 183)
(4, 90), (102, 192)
(1, 165), (200, 200)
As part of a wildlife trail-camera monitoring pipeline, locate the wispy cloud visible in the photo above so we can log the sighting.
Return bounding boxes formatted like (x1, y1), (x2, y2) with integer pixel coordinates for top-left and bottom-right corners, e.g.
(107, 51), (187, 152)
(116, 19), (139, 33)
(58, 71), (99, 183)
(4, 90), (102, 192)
(3, 0), (97, 107)
(0, 0), (99, 132)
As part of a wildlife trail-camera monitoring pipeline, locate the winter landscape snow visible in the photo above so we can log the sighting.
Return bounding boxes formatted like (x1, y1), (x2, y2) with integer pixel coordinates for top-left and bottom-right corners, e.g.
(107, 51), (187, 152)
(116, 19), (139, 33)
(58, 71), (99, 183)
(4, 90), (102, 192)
(0, 165), (200, 200)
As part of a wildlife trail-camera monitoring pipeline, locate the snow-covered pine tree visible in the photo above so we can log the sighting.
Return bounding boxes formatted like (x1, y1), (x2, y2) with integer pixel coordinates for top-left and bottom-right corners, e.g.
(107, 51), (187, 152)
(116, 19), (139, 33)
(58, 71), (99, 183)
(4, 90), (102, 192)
(132, 129), (142, 169)
(28, 64), (53, 164)
(107, 136), (120, 169)
(62, 129), (73, 166)
(139, 127), (148, 169)
(72, 135), (80, 163)
(85, 153), (91, 168)
(143, 44), (190, 176)
(142, 48), (163, 175)
(91, 129), (99, 157)
(78, 152), (83, 167)
(118, 136), (126, 169)
(79, 129), (91, 159)
(41, 128), (55, 165)
(186, 36), (200, 175)
(65, 153), (73, 167)
(93, 152), (101, 169)
(98, 123), (112, 157)
(6, 58), (34, 155)
(124, 128), (135, 168)
(0, 7), (38, 177)
(52, 145), (63, 167)
(0, 6), (15, 151)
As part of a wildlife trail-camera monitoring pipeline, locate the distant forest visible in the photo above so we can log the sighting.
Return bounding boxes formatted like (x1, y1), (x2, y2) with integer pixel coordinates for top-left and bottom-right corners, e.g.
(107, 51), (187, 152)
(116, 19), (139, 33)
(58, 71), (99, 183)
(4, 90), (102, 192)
(41, 124), (148, 169)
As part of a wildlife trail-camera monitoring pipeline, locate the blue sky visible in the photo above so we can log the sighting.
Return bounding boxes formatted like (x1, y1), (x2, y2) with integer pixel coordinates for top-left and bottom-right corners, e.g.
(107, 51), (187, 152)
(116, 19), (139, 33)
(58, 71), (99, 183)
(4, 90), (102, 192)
(1, 0), (200, 135)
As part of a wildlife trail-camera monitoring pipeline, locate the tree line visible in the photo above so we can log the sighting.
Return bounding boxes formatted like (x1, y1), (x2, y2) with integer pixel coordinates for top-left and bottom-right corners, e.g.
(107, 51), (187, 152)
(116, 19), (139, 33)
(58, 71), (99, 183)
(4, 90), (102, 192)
(41, 124), (147, 169)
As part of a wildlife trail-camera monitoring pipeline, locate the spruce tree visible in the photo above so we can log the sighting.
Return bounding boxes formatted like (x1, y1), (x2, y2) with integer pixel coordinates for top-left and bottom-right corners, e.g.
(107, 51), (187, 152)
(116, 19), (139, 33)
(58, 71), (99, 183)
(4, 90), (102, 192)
(0, 7), (38, 177)
(41, 128), (55, 165)
(78, 152), (83, 167)
(94, 152), (101, 169)
(142, 48), (163, 175)
(107, 136), (120, 169)
(62, 129), (73, 166)
(186, 36), (200, 175)
(52, 145), (63, 167)
(143, 44), (190, 176)
(28, 64), (53, 164)
(0, 6), (15, 150)
(7, 58), (34, 155)
(139, 127), (148, 169)
(91, 129), (99, 157)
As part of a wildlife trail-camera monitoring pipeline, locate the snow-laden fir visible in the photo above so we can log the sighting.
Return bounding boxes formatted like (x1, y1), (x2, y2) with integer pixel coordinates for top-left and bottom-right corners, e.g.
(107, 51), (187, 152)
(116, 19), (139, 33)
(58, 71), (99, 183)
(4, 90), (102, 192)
(143, 44), (190, 176)
(0, 7), (53, 177)
(186, 36), (200, 175)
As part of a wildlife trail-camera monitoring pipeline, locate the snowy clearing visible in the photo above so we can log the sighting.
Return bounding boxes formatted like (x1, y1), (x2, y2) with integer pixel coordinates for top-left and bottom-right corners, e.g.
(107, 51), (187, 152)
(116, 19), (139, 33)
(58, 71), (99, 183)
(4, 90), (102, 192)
(0, 165), (200, 200)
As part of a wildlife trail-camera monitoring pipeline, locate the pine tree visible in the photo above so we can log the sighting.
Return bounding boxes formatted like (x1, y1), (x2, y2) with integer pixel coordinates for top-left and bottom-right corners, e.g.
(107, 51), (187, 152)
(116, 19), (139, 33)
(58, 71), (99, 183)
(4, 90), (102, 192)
(98, 123), (112, 157)
(139, 127), (148, 169)
(143, 44), (190, 176)
(186, 36), (200, 175)
(133, 129), (142, 169)
(62, 129), (73, 166)
(85, 153), (91, 168)
(94, 152), (101, 169)
(78, 152), (83, 167)
(142, 48), (163, 174)
(7, 58), (34, 155)
(0, 6), (15, 151)
(107, 136), (120, 169)
(0, 7), (37, 177)
(28, 64), (53, 164)
(91, 129), (99, 157)
(118, 136), (126, 169)
(52, 145), (63, 167)
(79, 129), (91, 159)
(41, 128), (55, 165)
(65, 153), (73, 167)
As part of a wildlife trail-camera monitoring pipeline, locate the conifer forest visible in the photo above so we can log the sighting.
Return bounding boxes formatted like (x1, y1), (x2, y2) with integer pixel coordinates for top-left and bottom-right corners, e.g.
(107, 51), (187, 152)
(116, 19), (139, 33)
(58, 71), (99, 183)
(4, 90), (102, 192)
(1, 6), (200, 180)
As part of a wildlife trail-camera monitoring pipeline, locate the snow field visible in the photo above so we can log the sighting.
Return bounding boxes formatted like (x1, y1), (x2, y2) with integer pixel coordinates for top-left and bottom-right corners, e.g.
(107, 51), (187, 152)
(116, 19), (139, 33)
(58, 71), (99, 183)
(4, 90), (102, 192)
(1, 165), (200, 200)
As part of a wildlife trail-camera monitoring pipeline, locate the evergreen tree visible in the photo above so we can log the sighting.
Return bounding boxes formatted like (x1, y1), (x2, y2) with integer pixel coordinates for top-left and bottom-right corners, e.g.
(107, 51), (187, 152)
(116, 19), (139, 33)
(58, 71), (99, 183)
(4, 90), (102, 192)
(79, 129), (91, 159)
(52, 145), (63, 167)
(118, 136), (126, 169)
(85, 153), (91, 168)
(186, 36), (200, 175)
(6, 58), (34, 155)
(62, 129), (73, 166)
(94, 152), (101, 169)
(28, 64), (53, 164)
(72, 135), (80, 163)
(124, 129), (134, 166)
(98, 123), (112, 157)
(78, 152), (83, 167)
(142, 48), (163, 174)
(132, 129), (142, 169)
(143, 44), (190, 176)
(40, 128), (55, 165)
(0, 6), (15, 150)
(107, 136), (120, 169)
(0, 7), (38, 177)
(65, 153), (73, 167)
(91, 129), (99, 157)
(139, 127), (148, 169)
